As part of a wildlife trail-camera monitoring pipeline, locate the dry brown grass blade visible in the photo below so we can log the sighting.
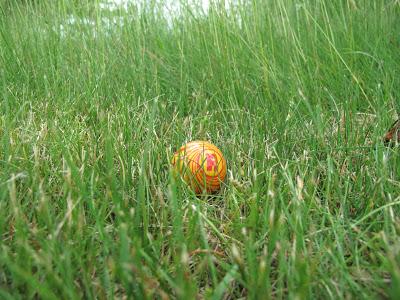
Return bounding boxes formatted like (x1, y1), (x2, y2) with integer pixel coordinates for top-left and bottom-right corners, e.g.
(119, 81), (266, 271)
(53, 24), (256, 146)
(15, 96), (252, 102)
(383, 119), (400, 146)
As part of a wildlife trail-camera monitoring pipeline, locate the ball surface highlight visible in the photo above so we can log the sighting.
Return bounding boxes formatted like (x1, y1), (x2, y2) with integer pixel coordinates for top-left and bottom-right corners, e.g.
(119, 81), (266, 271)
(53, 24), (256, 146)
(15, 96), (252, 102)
(171, 141), (227, 194)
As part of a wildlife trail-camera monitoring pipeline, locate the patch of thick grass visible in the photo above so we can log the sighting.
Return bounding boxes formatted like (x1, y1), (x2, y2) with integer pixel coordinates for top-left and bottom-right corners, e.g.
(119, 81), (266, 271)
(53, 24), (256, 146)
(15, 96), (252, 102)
(1, 0), (399, 298)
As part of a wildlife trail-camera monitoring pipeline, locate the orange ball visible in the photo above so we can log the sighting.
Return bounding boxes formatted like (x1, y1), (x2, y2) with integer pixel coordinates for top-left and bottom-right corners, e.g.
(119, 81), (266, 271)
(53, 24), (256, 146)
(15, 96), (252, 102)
(171, 141), (227, 194)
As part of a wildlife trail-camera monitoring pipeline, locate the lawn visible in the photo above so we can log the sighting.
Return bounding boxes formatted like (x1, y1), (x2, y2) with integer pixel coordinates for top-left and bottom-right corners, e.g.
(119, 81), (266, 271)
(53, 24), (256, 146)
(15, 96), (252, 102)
(0, 0), (399, 298)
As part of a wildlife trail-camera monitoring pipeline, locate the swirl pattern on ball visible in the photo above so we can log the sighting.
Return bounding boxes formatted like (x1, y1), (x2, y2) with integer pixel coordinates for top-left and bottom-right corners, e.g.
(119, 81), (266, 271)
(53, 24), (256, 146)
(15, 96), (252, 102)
(171, 141), (227, 194)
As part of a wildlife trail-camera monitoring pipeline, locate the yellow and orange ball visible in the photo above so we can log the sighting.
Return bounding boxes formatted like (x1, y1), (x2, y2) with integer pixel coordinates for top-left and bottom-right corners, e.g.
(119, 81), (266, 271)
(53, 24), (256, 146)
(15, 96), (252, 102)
(171, 141), (227, 194)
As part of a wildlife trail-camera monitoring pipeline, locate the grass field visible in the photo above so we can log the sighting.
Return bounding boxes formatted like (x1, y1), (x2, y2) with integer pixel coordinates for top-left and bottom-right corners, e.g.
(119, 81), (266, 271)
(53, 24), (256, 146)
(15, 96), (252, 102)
(1, 0), (400, 298)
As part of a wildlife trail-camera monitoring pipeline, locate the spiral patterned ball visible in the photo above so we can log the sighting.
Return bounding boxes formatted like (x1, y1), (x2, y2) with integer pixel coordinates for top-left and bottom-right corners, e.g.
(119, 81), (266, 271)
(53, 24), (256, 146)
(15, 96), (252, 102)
(171, 141), (227, 194)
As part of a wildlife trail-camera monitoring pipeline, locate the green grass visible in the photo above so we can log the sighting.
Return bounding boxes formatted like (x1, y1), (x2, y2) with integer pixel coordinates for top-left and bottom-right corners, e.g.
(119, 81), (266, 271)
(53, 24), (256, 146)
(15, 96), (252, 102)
(0, 0), (400, 298)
